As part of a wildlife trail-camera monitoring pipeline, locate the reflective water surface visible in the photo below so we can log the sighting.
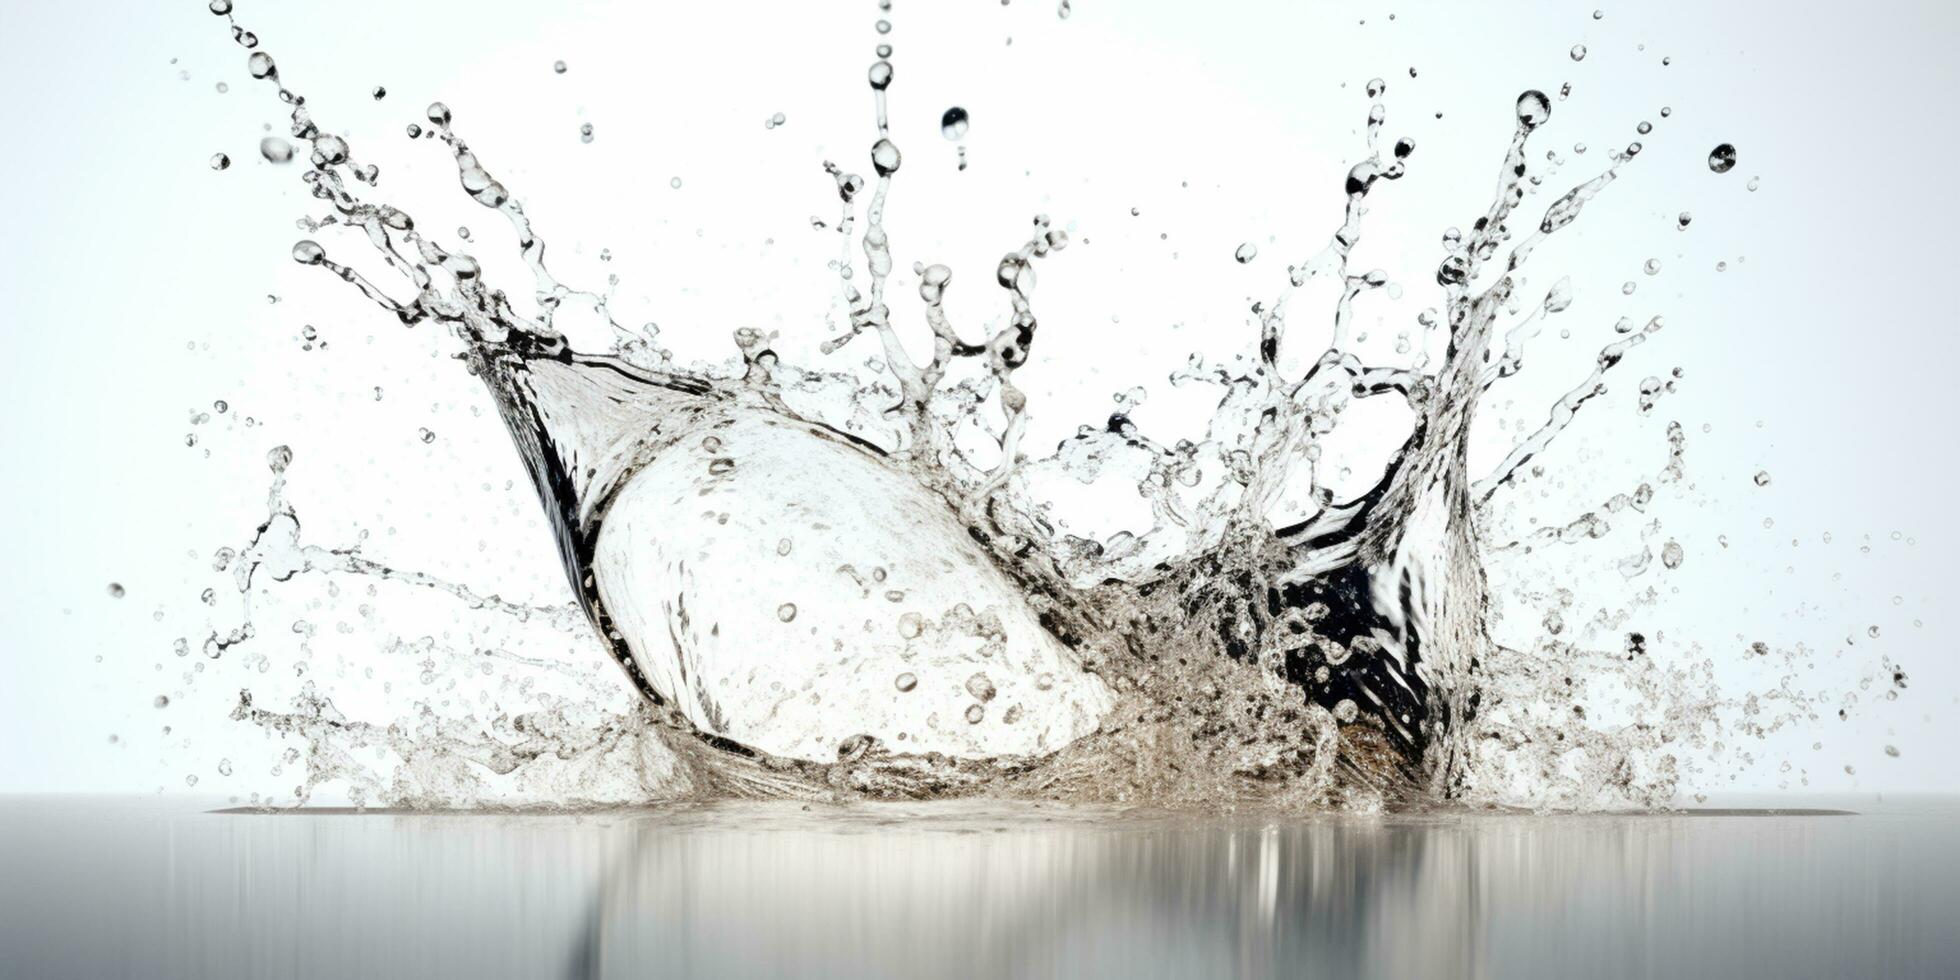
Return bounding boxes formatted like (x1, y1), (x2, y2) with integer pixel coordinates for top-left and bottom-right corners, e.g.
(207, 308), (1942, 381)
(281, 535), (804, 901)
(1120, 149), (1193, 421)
(2, 796), (1954, 979)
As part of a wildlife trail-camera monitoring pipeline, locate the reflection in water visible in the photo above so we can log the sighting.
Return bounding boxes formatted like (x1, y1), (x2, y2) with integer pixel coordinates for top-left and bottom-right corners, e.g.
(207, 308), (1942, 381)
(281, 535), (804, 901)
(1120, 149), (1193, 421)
(2, 798), (1954, 979)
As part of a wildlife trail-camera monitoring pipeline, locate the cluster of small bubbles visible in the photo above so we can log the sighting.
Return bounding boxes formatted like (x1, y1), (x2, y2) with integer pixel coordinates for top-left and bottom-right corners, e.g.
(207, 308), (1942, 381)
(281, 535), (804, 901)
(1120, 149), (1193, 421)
(210, 153), (231, 171)
(777, 602), (798, 623)
(940, 106), (969, 140)
(1707, 143), (1738, 173)
(894, 672), (917, 692)
(1570, 44), (1587, 61)
(580, 122), (594, 144)
(108, 583), (126, 599)
(764, 112), (787, 130)
(417, 427), (436, 444)
(1234, 242), (1258, 264)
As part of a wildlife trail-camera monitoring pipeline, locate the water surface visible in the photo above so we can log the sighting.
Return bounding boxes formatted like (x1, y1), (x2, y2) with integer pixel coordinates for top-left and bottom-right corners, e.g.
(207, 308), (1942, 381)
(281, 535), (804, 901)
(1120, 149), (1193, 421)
(3, 796), (1954, 978)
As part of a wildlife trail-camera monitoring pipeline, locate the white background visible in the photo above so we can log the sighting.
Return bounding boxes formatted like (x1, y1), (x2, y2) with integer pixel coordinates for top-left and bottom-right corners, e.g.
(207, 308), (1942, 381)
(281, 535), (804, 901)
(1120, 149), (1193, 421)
(1, 0), (1954, 795)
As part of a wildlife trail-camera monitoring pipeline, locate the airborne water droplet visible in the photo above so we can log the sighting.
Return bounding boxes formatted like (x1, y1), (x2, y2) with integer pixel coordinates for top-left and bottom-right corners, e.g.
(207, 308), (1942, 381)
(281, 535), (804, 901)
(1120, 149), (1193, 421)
(1707, 143), (1738, 173)
(940, 106), (969, 140)
(210, 153), (231, 170)
(552, 60), (567, 74)
(259, 136), (293, 163)
(870, 138), (902, 176)
(1515, 90), (1552, 130)
(894, 672), (918, 692)
(777, 602), (798, 623)
(1234, 242), (1258, 264)
(1570, 44), (1587, 61)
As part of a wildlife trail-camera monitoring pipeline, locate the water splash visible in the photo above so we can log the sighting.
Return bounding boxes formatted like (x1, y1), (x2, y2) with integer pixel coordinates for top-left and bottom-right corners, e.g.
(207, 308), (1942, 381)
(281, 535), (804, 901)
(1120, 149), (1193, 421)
(181, 1), (1898, 811)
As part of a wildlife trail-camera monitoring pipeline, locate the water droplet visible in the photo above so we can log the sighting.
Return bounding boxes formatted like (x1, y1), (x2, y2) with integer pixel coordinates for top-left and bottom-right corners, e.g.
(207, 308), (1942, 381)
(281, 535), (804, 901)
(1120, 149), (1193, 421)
(580, 122), (594, 143)
(1570, 44), (1587, 61)
(371, 86), (386, 100)
(1643, 258), (1661, 275)
(1515, 90), (1551, 130)
(217, 759), (233, 776)
(209, 153), (231, 171)
(777, 602), (798, 623)
(894, 672), (918, 692)
(1754, 470), (1771, 487)
(1707, 143), (1737, 173)
(765, 112), (787, 129)
(1677, 211), (1692, 229)
(1885, 744), (1901, 758)
(208, 0), (232, 13)
(108, 583), (126, 599)
(965, 672), (997, 702)
(940, 106), (969, 141)
(1366, 77), (1386, 98)
(291, 240), (325, 265)
(669, 176), (682, 189)
(154, 695), (170, 709)
(1636, 120), (1652, 135)
(1234, 242), (1258, 264)
(870, 138), (902, 176)
(964, 703), (985, 724)
(259, 136), (293, 163)
(1867, 625), (1881, 638)
(1746, 176), (1760, 192)
(246, 52), (276, 80)
(897, 612), (923, 638)
(1035, 673), (1055, 691)
(552, 60), (568, 74)
(1661, 540), (1684, 569)
(417, 427), (436, 444)
(867, 61), (893, 91)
